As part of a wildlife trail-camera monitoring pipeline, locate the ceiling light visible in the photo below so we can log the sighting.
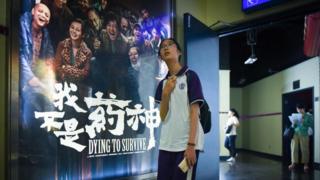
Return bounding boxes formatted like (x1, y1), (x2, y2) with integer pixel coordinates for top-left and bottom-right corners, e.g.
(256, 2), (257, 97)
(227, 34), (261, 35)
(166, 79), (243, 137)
(244, 55), (257, 64)
(244, 30), (258, 64)
(244, 42), (258, 64)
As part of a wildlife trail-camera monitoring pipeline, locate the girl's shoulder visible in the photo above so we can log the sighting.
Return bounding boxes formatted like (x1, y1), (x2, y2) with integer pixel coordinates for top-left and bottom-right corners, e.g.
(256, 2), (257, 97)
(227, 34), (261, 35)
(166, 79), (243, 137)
(231, 116), (239, 122)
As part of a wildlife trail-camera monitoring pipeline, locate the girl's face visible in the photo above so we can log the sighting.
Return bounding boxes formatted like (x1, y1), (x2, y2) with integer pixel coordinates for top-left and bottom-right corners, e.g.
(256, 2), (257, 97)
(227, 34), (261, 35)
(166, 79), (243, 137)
(69, 21), (83, 41)
(159, 40), (181, 61)
(228, 111), (233, 117)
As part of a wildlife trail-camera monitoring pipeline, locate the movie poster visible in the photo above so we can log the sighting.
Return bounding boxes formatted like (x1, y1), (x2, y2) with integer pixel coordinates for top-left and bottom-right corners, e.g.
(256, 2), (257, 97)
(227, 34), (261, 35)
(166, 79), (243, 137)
(18, 0), (172, 179)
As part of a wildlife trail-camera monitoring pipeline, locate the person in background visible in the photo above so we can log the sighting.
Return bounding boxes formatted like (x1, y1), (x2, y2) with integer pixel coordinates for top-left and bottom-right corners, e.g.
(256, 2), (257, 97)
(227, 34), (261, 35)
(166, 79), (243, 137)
(288, 104), (313, 172)
(45, 0), (74, 49)
(20, 3), (54, 95)
(100, 14), (128, 54)
(98, 14), (129, 98)
(155, 38), (204, 180)
(92, 0), (112, 18)
(129, 23), (144, 49)
(128, 46), (140, 72)
(69, 0), (91, 20)
(20, 2), (55, 130)
(85, 8), (104, 56)
(126, 46), (140, 104)
(54, 18), (91, 178)
(120, 16), (132, 37)
(224, 108), (240, 163)
(55, 18), (91, 98)
(19, 3), (56, 173)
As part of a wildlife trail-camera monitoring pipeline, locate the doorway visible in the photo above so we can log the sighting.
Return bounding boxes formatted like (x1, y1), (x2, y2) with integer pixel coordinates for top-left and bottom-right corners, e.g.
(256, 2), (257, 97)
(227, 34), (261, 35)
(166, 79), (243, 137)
(282, 87), (314, 166)
(184, 13), (220, 179)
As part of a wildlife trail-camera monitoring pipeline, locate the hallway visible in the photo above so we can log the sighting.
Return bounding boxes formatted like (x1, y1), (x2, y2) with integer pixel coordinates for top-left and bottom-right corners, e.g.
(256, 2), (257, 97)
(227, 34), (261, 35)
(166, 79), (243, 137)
(220, 151), (320, 180)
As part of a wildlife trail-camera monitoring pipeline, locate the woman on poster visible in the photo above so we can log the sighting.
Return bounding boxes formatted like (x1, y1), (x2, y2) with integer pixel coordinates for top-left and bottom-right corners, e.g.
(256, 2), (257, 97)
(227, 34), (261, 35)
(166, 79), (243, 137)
(55, 18), (91, 98)
(54, 18), (92, 178)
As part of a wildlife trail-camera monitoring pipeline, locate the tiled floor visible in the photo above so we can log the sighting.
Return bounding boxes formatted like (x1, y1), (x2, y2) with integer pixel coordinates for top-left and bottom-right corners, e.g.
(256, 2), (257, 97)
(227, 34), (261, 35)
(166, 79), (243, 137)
(17, 151), (320, 179)
(220, 151), (320, 180)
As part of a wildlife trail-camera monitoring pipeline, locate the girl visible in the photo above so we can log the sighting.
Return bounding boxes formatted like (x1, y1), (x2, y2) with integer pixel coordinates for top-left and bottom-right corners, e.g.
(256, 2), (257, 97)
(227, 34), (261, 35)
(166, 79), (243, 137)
(224, 108), (240, 163)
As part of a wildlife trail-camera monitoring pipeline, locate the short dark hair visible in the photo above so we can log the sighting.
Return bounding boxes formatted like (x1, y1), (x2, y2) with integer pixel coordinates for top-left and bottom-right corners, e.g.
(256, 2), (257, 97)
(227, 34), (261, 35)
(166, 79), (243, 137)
(87, 8), (99, 16)
(129, 46), (139, 54)
(296, 103), (305, 109)
(133, 23), (141, 30)
(158, 38), (182, 57)
(104, 13), (119, 28)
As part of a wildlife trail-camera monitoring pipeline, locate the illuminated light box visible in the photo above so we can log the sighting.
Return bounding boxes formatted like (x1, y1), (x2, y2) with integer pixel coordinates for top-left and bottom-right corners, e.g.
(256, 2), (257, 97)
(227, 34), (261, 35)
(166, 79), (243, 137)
(242, 0), (286, 12)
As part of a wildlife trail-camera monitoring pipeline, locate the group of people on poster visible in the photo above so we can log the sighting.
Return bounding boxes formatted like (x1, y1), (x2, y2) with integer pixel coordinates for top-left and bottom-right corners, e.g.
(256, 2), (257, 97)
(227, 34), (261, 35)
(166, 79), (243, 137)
(19, 0), (170, 179)
(20, 0), (169, 106)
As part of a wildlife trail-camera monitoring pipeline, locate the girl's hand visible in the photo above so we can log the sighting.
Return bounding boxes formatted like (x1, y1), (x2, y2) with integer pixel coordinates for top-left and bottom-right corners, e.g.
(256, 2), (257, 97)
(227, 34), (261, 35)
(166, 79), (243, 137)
(163, 75), (177, 95)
